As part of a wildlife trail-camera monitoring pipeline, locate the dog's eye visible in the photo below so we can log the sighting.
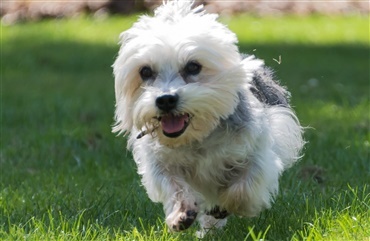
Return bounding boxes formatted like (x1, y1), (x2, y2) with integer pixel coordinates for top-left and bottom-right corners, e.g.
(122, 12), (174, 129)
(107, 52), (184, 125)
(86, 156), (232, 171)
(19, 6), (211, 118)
(184, 61), (202, 76)
(139, 66), (154, 80)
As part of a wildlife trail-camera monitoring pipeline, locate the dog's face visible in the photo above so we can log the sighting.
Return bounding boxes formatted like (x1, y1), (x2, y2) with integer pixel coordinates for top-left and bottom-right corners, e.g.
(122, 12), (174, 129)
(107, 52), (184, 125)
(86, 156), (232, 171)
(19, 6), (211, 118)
(113, 2), (246, 147)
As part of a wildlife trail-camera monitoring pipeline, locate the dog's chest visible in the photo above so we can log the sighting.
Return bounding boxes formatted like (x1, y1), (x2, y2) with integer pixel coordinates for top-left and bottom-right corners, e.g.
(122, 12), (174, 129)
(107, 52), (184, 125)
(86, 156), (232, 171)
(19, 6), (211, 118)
(161, 135), (249, 190)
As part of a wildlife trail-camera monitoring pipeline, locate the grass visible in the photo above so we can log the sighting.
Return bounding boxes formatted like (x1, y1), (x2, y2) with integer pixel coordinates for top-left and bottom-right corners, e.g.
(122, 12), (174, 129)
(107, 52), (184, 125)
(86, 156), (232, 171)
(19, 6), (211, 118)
(1, 13), (369, 240)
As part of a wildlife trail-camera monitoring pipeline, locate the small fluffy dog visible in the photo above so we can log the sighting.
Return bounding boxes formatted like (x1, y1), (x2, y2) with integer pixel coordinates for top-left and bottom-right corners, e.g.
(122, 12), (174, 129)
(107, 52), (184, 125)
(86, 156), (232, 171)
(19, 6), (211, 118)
(113, 0), (304, 234)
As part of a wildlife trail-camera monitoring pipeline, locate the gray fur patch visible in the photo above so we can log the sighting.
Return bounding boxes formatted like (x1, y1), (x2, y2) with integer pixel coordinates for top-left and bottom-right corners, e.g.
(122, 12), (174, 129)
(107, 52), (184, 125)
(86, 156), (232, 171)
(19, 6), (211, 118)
(250, 67), (290, 107)
(221, 92), (251, 131)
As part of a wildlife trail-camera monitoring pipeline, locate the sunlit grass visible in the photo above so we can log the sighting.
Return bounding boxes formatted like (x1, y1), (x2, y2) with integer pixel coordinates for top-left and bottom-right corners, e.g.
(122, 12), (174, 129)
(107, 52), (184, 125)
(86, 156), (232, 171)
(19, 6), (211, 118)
(225, 14), (369, 45)
(293, 186), (370, 241)
(1, 13), (369, 240)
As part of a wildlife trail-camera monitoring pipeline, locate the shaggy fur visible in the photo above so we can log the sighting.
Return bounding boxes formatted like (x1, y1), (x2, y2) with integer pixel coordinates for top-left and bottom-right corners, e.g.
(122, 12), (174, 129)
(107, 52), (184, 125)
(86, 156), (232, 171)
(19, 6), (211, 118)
(112, 0), (304, 235)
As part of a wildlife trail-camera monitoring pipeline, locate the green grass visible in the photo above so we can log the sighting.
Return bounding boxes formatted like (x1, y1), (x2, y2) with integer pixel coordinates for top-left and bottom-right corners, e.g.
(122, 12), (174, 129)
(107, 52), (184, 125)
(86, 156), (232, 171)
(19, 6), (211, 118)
(1, 14), (369, 240)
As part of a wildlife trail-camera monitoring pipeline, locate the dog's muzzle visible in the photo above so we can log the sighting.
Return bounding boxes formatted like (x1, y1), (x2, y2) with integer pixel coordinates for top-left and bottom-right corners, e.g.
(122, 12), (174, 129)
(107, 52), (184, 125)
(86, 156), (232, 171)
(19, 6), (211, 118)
(155, 94), (190, 138)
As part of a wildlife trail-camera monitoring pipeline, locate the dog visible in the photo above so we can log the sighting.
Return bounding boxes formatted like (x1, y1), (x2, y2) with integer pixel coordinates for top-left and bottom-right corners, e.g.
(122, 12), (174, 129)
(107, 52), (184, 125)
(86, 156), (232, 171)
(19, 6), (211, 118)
(112, 0), (304, 235)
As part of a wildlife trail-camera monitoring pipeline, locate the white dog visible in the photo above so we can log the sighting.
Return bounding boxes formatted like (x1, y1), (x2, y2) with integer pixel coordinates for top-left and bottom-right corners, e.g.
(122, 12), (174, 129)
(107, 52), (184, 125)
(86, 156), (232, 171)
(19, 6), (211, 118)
(113, 0), (304, 234)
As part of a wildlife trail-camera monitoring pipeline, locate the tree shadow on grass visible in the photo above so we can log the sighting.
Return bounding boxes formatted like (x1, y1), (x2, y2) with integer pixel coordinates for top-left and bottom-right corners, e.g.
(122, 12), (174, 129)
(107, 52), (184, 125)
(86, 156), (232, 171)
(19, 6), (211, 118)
(238, 43), (369, 104)
(4, 36), (368, 105)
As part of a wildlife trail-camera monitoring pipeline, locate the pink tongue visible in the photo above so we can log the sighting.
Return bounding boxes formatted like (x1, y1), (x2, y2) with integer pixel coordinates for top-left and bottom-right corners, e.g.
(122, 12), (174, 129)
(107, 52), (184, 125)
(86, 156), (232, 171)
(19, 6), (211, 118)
(161, 114), (187, 134)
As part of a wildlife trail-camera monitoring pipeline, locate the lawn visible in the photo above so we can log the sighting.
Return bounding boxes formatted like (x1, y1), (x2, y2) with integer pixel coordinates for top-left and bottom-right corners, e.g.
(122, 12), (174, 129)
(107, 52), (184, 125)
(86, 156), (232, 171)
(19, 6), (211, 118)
(1, 13), (369, 240)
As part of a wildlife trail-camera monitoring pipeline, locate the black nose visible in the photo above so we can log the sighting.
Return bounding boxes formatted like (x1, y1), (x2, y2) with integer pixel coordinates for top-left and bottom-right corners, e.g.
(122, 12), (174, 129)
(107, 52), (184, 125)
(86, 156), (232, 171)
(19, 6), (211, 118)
(156, 94), (179, 112)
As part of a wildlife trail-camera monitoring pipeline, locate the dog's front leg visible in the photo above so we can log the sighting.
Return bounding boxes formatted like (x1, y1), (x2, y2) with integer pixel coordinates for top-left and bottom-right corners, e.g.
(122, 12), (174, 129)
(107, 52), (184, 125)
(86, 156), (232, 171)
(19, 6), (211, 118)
(142, 165), (199, 231)
(163, 183), (199, 232)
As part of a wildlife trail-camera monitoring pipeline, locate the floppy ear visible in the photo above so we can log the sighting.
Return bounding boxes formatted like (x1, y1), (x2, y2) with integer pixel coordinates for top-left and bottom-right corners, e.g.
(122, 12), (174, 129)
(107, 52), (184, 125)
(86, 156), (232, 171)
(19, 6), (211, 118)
(114, 30), (134, 100)
(112, 30), (137, 136)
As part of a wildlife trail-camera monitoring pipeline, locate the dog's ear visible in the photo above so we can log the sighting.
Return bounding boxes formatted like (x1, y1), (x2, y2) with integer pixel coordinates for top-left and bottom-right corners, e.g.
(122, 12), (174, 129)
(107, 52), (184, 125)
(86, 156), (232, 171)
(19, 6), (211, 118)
(112, 102), (133, 137)
(112, 30), (137, 136)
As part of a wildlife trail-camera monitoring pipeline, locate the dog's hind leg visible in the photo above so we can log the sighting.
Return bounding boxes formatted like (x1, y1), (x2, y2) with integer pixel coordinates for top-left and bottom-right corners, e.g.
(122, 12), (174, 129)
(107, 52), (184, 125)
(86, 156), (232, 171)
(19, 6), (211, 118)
(218, 151), (281, 218)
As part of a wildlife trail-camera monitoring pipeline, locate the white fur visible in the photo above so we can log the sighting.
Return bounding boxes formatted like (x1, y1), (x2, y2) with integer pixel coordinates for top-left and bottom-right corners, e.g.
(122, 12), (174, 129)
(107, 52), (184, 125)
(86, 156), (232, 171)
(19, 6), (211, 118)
(113, 0), (304, 234)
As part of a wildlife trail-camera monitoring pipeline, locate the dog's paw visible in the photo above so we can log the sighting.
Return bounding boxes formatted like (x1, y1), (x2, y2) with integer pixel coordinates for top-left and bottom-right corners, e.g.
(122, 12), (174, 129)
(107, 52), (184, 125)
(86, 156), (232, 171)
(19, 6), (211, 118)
(206, 206), (229, 219)
(166, 202), (198, 231)
(171, 209), (198, 231)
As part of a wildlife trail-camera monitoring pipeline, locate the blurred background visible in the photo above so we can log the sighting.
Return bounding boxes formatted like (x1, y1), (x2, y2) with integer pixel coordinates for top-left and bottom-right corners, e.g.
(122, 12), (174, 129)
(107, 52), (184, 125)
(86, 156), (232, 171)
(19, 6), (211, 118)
(1, 1), (369, 240)
(2, 0), (369, 25)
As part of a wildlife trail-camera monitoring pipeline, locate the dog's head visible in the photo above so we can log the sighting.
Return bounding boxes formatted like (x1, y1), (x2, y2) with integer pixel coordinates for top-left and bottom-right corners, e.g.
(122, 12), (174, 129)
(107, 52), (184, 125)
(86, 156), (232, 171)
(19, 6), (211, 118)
(113, 1), (249, 147)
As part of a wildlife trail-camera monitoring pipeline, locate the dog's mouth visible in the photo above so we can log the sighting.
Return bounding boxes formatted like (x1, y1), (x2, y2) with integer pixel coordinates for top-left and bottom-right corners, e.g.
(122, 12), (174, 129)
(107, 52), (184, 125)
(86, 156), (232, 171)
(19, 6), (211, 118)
(159, 113), (190, 138)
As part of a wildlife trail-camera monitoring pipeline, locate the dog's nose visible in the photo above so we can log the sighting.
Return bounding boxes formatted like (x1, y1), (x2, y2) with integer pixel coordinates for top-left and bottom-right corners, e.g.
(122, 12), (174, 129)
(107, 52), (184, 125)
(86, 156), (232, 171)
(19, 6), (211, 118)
(156, 94), (179, 112)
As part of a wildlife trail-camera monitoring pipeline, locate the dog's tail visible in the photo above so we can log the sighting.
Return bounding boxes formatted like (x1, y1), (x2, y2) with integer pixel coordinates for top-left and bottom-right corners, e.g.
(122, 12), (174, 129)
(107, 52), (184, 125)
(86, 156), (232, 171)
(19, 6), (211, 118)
(241, 54), (289, 108)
